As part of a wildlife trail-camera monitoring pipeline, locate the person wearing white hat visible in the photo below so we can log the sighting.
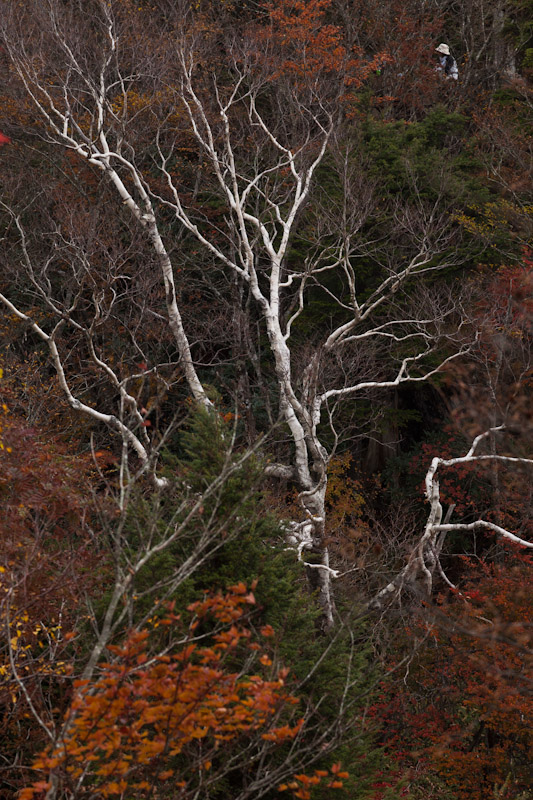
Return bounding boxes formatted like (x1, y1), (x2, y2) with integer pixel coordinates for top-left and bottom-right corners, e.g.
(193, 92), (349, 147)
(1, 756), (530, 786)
(435, 43), (458, 80)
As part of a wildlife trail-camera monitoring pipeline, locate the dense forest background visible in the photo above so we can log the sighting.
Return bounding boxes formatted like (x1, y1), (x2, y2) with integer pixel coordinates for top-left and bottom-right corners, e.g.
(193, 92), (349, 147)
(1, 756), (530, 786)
(1, 1), (532, 798)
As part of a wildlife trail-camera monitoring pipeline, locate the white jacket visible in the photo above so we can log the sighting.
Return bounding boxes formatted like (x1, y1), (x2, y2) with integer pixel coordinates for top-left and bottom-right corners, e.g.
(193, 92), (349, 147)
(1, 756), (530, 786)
(437, 54), (459, 80)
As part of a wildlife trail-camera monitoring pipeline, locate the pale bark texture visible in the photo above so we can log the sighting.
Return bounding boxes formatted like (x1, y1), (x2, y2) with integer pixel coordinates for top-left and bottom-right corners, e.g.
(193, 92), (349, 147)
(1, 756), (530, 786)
(1, 0), (473, 626)
(370, 426), (533, 609)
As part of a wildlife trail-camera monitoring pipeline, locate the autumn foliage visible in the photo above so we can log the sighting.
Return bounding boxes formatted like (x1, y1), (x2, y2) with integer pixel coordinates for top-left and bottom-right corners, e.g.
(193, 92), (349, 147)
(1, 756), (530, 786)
(373, 547), (533, 799)
(259, 0), (388, 107)
(0, 403), (106, 795)
(0, 0), (532, 798)
(20, 584), (346, 800)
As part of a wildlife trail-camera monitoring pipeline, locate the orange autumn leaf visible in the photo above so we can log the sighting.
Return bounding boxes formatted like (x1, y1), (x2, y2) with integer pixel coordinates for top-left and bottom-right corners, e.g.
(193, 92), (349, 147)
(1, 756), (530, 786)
(20, 586), (308, 799)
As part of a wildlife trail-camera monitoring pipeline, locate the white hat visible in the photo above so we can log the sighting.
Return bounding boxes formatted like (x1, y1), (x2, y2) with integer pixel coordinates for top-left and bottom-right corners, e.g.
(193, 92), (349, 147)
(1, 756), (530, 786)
(435, 43), (450, 55)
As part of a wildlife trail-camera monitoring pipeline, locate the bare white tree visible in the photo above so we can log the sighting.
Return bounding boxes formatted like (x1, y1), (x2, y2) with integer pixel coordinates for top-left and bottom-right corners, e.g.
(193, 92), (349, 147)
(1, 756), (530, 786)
(371, 425), (533, 609)
(1, 0), (472, 627)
